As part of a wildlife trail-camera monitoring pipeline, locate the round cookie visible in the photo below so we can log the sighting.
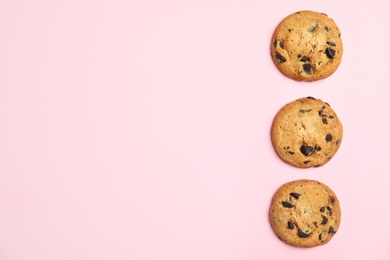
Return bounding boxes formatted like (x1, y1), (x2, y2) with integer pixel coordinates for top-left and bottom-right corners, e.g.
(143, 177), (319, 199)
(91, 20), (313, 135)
(270, 10), (343, 81)
(271, 96), (343, 168)
(269, 179), (341, 247)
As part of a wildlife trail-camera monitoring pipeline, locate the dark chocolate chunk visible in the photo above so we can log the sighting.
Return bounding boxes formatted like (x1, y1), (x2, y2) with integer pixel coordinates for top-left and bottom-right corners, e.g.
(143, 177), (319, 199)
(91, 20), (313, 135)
(282, 201), (294, 208)
(325, 134), (332, 142)
(329, 226), (336, 235)
(300, 145), (314, 156)
(322, 117), (328, 124)
(303, 64), (313, 75)
(306, 96), (316, 100)
(290, 192), (301, 199)
(321, 216), (328, 225)
(279, 41), (284, 49)
(325, 47), (336, 59)
(275, 52), (287, 63)
(319, 233), (323, 241)
(326, 41), (336, 46)
(297, 229), (311, 238)
(287, 221), (294, 229)
(320, 207), (326, 212)
(300, 56), (309, 62)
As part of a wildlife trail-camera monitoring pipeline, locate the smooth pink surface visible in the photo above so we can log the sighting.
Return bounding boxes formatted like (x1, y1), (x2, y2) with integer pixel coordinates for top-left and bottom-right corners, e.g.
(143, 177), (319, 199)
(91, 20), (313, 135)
(1, 0), (389, 259)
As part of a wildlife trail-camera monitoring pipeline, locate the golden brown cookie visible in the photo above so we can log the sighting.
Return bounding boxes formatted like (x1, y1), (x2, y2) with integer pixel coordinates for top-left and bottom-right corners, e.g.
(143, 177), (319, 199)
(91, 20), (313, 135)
(269, 179), (341, 247)
(271, 97), (343, 168)
(270, 10), (343, 81)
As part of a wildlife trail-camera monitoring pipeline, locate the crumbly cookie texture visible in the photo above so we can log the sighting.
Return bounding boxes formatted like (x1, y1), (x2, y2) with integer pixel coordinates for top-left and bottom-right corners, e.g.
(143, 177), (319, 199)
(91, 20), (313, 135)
(271, 96), (343, 168)
(271, 10), (343, 81)
(269, 179), (341, 247)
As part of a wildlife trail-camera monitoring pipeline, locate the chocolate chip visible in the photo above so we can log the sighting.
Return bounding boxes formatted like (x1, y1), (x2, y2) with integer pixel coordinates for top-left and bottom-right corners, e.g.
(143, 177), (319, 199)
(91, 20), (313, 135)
(327, 206), (333, 216)
(288, 29), (292, 33)
(303, 64), (313, 75)
(314, 146), (321, 152)
(287, 221), (294, 229)
(275, 52), (287, 63)
(326, 41), (336, 46)
(329, 196), (336, 204)
(273, 40), (277, 48)
(300, 145), (314, 156)
(324, 26), (329, 32)
(279, 41), (284, 49)
(300, 56), (309, 62)
(319, 233), (323, 241)
(306, 96), (316, 100)
(320, 207), (326, 212)
(308, 24), (317, 32)
(329, 226), (336, 235)
(297, 229), (311, 238)
(290, 192), (301, 199)
(325, 48), (336, 59)
(321, 216), (328, 225)
(322, 117), (328, 124)
(304, 160), (310, 164)
(282, 201), (294, 208)
(329, 115), (334, 119)
(288, 151), (295, 155)
(325, 134), (332, 142)
(318, 109), (324, 116)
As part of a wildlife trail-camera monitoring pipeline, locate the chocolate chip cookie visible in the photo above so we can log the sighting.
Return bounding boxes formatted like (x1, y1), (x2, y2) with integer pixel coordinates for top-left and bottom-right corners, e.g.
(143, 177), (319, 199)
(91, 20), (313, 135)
(271, 97), (343, 168)
(271, 10), (343, 81)
(269, 179), (341, 247)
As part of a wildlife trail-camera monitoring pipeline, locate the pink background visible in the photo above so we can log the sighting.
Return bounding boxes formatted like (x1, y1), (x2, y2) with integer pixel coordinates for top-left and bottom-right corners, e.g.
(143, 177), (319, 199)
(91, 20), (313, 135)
(1, 0), (389, 259)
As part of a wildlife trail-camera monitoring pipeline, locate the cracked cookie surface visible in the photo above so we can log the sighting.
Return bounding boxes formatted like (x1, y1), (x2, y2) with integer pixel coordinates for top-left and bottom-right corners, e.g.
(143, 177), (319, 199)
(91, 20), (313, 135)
(271, 97), (343, 168)
(269, 179), (341, 247)
(271, 10), (343, 81)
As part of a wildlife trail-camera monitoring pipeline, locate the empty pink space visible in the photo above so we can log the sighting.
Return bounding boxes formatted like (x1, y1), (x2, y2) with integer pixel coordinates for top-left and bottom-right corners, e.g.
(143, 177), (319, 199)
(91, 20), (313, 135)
(1, 0), (389, 259)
